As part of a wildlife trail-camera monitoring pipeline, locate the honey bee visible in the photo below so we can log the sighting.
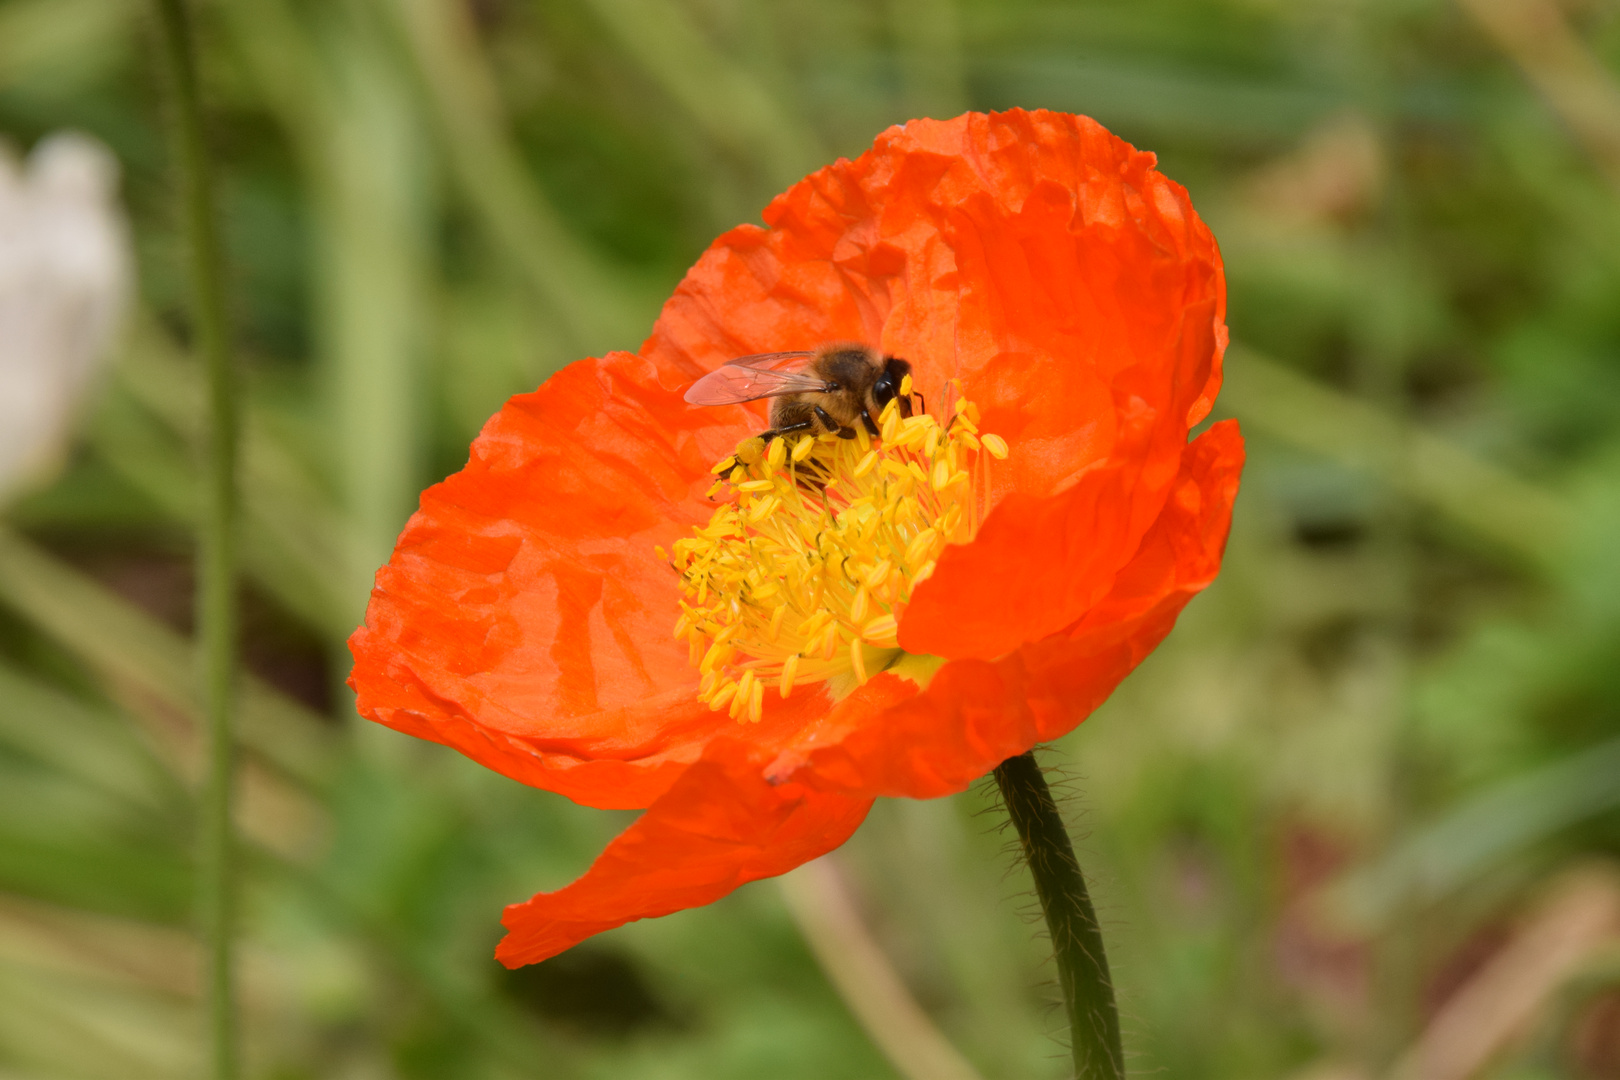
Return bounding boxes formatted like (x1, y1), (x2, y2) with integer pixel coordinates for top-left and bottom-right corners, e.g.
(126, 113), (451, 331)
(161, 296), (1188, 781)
(683, 343), (918, 441)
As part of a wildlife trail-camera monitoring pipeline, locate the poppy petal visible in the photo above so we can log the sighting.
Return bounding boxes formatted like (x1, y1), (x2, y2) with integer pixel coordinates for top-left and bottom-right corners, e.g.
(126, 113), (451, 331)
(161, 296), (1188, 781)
(349, 351), (801, 810)
(799, 419), (1244, 800)
(495, 739), (873, 967)
(645, 110), (1225, 661)
(901, 297), (1223, 660)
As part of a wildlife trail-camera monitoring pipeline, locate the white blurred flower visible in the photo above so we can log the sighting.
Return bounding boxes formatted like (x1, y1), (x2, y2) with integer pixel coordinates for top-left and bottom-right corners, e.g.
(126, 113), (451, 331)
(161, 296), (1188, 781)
(0, 131), (130, 500)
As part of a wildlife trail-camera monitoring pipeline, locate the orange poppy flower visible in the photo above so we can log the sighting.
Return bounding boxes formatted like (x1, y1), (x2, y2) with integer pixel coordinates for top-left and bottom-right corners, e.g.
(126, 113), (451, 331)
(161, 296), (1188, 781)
(349, 108), (1244, 968)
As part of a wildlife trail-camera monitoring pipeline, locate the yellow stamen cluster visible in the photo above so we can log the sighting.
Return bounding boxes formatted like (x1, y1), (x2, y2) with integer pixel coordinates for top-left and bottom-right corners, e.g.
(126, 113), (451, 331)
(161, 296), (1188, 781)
(663, 388), (1008, 722)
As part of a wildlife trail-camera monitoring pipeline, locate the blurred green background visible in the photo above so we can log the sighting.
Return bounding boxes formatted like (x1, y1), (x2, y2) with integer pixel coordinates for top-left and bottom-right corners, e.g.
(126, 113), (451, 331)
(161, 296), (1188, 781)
(3, 0), (1620, 1077)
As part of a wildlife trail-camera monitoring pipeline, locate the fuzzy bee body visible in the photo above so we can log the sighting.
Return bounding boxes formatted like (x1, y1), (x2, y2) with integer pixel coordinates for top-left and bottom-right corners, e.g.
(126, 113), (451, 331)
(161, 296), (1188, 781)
(683, 343), (915, 440)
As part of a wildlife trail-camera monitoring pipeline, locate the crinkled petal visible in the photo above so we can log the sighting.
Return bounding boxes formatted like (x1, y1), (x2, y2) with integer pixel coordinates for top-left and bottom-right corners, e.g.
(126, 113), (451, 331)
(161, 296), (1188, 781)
(352, 108), (1229, 808)
(901, 298), (1221, 659)
(799, 420), (1244, 799)
(349, 351), (831, 810)
(648, 110), (1225, 660)
(496, 739), (873, 967)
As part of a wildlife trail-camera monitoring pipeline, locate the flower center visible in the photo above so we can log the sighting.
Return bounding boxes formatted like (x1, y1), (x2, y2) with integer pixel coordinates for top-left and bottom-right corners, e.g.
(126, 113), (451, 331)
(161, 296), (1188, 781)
(662, 386), (1007, 722)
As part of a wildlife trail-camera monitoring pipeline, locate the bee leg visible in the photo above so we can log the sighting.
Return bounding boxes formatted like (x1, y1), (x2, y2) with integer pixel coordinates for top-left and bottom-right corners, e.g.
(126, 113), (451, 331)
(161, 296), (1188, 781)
(860, 410), (881, 438)
(912, 390), (926, 417)
(812, 406), (857, 439)
(760, 419), (815, 441)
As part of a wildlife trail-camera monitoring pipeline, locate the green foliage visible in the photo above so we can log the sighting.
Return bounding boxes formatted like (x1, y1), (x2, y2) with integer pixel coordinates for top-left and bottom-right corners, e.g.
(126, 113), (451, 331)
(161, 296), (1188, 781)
(2, 0), (1619, 1076)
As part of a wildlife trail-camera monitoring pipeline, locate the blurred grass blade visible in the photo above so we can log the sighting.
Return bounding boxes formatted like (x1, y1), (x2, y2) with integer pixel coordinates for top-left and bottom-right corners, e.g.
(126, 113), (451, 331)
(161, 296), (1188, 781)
(0, 526), (332, 788)
(1387, 866), (1620, 1080)
(780, 858), (986, 1080)
(0, 970), (195, 1080)
(574, 0), (823, 190)
(0, 662), (175, 808)
(311, 13), (433, 606)
(149, 0), (243, 1068)
(119, 324), (350, 635)
(1222, 345), (1574, 567)
(1327, 736), (1620, 932)
(1458, 0), (1620, 192)
(383, 0), (651, 354)
(0, 896), (201, 1078)
(90, 368), (349, 641)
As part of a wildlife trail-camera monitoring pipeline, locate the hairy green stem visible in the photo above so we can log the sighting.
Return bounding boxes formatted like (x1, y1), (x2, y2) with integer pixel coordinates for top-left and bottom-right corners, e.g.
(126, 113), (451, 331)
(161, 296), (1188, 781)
(152, 2), (239, 1076)
(994, 751), (1123, 1079)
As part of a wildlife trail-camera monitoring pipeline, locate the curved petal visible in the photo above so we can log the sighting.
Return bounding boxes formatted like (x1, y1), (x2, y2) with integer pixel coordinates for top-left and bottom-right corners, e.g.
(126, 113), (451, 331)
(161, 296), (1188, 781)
(496, 739), (873, 967)
(901, 297), (1221, 660)
(646, 110), (1225, 658)
(800, 419), (1245, 800)
(352, 108), (1230, 810)
(349, 351), (831, 809)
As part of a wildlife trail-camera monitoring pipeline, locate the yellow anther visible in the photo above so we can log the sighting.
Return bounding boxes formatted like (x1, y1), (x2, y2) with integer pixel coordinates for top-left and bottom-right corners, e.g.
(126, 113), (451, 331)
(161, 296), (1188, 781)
(900, 373), (913, 397)
(894, 416), (929, 449)
(904, 528), (938, 567)
(819, 623), (840, 660)
(712, 456), (736, 475)
(862, 613), (898, 646)
(732, 670), (756, 718)
(798, 610), (831, 638)
(881, 407), (901, 443)
(699, 640), (731, 674)
(668, 394), (1004, 720)
(982, 433), (1009, 459)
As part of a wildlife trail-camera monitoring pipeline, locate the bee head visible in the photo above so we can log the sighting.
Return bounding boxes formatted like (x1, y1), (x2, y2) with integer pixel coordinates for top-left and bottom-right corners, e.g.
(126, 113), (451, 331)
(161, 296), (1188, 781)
(872, 356), (914, 417)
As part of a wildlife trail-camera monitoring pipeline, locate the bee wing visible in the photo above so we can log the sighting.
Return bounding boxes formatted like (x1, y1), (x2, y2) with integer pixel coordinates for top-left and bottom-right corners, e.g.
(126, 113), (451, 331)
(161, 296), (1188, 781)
(683, 351), (829, 405)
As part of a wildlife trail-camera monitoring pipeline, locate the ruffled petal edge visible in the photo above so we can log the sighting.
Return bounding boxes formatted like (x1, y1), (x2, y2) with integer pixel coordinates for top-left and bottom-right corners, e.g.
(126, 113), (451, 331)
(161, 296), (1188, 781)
(495, 738), (873, 967)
